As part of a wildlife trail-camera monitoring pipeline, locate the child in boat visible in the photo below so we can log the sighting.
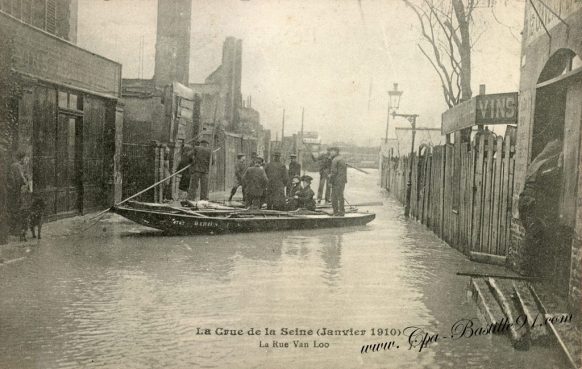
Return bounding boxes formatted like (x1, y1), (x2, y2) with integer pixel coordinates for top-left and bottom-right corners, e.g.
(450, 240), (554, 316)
(296, 175), (316, 211)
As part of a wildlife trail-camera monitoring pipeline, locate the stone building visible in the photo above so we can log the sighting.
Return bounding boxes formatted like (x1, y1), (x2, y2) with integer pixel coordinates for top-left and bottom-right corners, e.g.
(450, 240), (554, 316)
(0, 3), (122, 232)
(510, 1), (582, 311)
(0, 0), (78, 42)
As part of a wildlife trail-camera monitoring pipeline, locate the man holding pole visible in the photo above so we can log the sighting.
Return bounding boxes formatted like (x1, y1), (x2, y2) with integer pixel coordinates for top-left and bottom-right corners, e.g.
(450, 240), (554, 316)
(312, 148), (332, 204)
(188, 139), (211, 201)
(328, 146), (347, 216)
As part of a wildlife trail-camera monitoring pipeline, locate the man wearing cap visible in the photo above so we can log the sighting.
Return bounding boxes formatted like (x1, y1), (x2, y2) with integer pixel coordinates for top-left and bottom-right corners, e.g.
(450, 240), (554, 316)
(329, 146), (347, 216)
(311, 148), (332, 203)
(228, 153), (247, 202)
(288, 153), (301, 179)
(296, 175), (316, 211)
(188, 139), (212, 201)
(264, 151), (288, 210)
(242, 158), (268, 209)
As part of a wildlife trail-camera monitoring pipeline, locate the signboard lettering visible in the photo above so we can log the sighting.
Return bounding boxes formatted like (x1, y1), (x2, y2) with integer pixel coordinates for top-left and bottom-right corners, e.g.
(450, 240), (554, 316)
(476, 93), (518, 124)
(524, 0), (582, 45)
(441, 92), (518, 134)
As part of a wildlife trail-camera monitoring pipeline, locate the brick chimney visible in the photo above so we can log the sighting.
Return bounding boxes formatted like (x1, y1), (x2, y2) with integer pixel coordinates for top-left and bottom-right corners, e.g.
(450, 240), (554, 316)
(154, 0), (191, 88)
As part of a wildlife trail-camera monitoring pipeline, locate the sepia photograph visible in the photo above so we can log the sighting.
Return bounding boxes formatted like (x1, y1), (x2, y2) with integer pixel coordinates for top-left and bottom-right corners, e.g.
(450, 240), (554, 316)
(0, 0), (581, 368)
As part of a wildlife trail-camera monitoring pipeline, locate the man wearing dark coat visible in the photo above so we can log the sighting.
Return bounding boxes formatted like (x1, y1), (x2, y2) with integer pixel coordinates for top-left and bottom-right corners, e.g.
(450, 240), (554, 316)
(288, 154), (301, 178)
(329, 147), (347, 216)
(264, 151), (289, 210)
(176, 146), (193, 199)
(312, 149), (332, 203)
(242, 159), (268, 209)
(228, 153), (247, 202)
(188, 139), (212, 201)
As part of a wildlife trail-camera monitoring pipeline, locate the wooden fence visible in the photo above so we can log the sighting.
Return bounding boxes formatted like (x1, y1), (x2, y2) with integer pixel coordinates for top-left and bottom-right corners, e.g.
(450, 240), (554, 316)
(382, 129), (516, 264)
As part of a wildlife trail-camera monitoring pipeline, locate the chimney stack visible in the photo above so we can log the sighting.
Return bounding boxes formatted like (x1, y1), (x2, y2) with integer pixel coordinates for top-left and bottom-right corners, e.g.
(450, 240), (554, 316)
(154, 0), (192, 88)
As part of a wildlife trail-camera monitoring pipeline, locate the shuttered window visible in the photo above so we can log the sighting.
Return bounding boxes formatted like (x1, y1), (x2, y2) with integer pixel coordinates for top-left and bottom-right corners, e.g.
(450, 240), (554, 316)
(45, 0), (55, 33)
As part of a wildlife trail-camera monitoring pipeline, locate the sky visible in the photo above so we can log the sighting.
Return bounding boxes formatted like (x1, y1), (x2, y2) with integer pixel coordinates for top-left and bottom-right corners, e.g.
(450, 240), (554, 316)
(77, 0), (525, 146)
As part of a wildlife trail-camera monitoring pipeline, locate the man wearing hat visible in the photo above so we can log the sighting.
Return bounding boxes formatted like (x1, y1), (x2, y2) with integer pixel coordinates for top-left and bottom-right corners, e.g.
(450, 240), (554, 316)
(242, 157), (268, 209)
(329, 146), (347, 216)
(228, 153), (247, 202)
(311, 148), (332, 203)
(188, 139), (212, 201)
(296, 175), (316, 211)
(264, 151), (288, 210)
(285, 175), (302, 210)
(288, 153), (301, 179)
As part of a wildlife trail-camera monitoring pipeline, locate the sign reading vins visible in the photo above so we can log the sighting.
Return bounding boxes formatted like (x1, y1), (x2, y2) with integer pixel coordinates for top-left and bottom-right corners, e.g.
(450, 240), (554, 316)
(475, 93), (518, 125)
(441, 92), (518, 134)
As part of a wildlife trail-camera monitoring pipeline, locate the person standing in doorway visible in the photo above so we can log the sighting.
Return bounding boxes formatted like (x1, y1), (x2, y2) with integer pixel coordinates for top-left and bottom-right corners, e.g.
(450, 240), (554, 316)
(329, 147), (347, 216)
(264, 151), (289, 210)
(188, 139), (211, 201)
(7, 151), (29, 234)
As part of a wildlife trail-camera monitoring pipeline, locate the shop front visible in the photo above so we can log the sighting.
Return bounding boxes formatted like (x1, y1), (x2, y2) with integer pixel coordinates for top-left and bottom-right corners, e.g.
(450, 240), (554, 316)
(0, 13), (123, 220)
(512, 2), (582, 309)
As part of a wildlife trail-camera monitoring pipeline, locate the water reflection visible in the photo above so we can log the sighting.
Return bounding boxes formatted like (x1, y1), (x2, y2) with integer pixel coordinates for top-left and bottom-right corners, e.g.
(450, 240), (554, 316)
(0, 170), (568, 369)
(319, 234), (343, 287)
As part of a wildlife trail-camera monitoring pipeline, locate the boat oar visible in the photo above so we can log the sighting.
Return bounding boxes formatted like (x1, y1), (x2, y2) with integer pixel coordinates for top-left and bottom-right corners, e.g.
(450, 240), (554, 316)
(87, 164), (193, 222)
(317, 201), (383, 209)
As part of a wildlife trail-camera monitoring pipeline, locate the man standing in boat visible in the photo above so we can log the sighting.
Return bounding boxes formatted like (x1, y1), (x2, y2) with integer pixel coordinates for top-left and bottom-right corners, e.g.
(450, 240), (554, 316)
(228, 153), (247, 202)
(288, 153), (301, 179)
(264, 151), (289, 210)
(329, 146), (347, 216)
(312, 148), (332, 204)
(242, 158), (269, 209)
(188, 139), (212, 201)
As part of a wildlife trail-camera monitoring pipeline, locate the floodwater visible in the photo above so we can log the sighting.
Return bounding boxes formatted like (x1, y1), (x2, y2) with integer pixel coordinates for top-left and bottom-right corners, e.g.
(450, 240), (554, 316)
(0, 170), (566, 369)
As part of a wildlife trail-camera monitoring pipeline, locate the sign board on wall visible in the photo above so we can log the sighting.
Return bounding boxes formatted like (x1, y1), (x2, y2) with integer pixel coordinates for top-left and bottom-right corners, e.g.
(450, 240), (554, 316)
(441, 92), (518, 134)
(2, 13), (121, 97)
(524, 0), (582, 45)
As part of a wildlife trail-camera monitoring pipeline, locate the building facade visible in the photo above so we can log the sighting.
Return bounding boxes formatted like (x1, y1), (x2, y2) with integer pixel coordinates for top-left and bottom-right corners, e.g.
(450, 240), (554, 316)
(0, 10), (123, 224)
(0, 0), (77, 42)
(510, 1), (582, 310)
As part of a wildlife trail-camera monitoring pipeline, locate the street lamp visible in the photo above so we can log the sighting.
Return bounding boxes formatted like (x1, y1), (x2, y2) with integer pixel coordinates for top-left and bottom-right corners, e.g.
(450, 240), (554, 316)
(385, 83), (403, 143)
(391, 110), (418, 218)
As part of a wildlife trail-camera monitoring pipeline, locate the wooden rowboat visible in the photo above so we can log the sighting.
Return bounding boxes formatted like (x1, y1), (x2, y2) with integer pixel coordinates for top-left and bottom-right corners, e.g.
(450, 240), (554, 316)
(111, 201), (375, 235)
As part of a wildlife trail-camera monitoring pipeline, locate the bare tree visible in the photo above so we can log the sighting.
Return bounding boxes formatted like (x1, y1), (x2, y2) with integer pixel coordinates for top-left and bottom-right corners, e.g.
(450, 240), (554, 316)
(402, 0), (481, 108)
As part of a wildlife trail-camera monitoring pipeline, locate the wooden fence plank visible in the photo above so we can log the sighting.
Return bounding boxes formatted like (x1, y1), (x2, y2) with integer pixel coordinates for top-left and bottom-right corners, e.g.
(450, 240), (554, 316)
(482, 134), (495, 253)
(491, 136), (503, 254)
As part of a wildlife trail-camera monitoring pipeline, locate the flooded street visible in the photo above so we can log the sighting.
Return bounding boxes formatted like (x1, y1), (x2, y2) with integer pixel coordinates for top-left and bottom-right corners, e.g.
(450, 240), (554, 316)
(0, 170), (565, 369)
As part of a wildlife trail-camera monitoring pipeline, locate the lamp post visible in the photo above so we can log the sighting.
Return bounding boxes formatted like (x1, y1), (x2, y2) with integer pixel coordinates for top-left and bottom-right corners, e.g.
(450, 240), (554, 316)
(391, 111), (418, 218)
(385, 83), (403, 143)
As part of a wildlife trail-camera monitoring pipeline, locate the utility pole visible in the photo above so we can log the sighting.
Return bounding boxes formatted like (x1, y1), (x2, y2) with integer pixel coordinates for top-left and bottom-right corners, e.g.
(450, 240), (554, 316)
(300, 107), (305, 174)
(281, 109), (285, 152)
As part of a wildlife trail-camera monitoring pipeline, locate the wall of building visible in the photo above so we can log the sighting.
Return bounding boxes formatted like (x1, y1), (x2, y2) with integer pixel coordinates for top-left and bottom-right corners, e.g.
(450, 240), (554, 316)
(0, 0), (78, 42)
(511, 4), (582, 310)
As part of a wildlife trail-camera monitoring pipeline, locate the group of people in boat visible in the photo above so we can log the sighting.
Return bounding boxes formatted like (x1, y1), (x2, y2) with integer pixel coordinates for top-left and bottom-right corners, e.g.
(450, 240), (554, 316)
(176, 142), (348, 216)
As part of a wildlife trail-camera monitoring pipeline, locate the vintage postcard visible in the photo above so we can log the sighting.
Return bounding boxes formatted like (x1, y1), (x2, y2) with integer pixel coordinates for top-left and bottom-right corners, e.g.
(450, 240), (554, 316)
(0, 0), (580, 368)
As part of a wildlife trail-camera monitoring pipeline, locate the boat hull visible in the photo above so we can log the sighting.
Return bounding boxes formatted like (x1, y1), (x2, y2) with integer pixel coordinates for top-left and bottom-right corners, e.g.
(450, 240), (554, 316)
(112, 206), (375, 235)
